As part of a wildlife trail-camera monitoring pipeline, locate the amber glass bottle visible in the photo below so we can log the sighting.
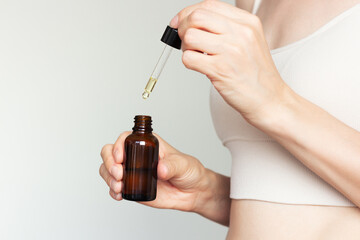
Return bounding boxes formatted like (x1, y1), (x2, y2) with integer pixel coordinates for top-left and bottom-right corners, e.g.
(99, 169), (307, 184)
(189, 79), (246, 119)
(122, 115), (159, 201)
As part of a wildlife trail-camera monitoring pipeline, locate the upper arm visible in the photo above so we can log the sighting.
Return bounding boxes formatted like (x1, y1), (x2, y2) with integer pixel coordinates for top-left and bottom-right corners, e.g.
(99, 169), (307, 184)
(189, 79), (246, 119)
(235, 0), (255, 12)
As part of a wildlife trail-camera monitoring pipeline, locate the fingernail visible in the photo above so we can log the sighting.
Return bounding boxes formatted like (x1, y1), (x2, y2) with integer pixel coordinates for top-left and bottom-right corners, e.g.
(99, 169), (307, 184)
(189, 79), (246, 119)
(170, 15), (179, 28)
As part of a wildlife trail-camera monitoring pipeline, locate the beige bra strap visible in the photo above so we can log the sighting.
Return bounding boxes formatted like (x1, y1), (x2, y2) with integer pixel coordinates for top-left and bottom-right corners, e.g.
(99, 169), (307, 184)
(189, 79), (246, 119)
(252, 0), (262, 14)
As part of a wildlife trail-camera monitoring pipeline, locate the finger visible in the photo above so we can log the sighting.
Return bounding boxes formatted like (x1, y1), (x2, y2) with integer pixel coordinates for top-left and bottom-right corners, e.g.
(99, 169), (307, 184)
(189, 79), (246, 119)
(109, 189), (123, 201)
(178, 8), (231, 37)
(181, 28), (223, 55)
(99, 163), (112, 187)
(110, 179), (123, 194)
(157, 153), (190, 181)
(182, 50), (215, 77)
(152, 132), (176, 159)
(99, 164), (123, 193)
(101, 144), (123, 181)
(112, 131), (132, 164)
(157, 160), (171, 180)
(174, 0), (250, 28)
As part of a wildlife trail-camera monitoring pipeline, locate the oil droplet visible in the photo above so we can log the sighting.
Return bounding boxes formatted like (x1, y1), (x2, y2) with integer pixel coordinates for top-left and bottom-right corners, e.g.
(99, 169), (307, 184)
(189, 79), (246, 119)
(142, 91), (149, 99)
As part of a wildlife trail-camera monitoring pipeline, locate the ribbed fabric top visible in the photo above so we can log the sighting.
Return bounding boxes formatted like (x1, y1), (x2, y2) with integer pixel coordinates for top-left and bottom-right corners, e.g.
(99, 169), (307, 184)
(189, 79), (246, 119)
(210, 4), (360, 206)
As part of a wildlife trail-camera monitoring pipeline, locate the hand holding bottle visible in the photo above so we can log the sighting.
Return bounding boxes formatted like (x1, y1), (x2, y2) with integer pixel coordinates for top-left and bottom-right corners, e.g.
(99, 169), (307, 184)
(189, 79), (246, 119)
(99, 132), (230, 224)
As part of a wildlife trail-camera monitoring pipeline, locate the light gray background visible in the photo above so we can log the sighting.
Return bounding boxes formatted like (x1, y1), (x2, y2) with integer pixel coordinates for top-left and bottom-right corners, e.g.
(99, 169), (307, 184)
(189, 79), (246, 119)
(0, 0), (232, 239)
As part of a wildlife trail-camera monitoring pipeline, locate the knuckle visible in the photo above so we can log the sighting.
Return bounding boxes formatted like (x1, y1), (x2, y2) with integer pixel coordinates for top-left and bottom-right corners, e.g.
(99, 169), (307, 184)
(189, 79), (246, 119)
(120, 131), (130, 138)
(182, 51), (193, 69)
(177, 9), (187, 23)
(100, 144), (111, 158)
(113, 182), (121, 193)
(240, 25), (256, 42)
(201, 0), (216, 9)
(110, 189), (122, 201)
(188, 8), (205, 23)
(107, 178), (112, 188)
(251, 15), (262, 27)
(226, 42), (243, 56)
(178, 27), (185, 39)
(109, 189), (115, 199)
(99, 164), (111, 187)
(183, 28), (196, 45)
(99, 163), (105, 177)
(106, 174), (112, 187)
(117, 131), (131, 145)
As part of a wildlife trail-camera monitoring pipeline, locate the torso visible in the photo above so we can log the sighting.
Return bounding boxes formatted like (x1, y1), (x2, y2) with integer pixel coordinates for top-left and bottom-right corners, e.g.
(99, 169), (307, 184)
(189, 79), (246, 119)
(228, 200), (360, 240)
(227, 0), (360, 239)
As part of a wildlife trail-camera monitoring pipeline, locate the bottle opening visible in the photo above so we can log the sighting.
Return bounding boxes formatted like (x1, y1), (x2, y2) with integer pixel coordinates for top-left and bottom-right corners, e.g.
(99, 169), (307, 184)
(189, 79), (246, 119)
(133, 115), (153, 132)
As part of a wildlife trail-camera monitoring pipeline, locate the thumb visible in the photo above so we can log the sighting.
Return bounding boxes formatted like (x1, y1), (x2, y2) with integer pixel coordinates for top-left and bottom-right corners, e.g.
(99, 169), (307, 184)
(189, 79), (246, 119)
(157, 155), (189, 181)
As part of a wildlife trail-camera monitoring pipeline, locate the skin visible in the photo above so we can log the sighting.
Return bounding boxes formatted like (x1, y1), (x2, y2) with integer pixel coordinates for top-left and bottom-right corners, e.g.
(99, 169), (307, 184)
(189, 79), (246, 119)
(100, 132), (231, 225)
(100, 0), (360, 238)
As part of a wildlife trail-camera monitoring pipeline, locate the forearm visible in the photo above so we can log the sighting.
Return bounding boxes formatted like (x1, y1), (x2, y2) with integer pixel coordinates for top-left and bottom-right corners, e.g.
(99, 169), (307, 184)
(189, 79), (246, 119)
(193, 169), (231, 226)
(256, 86), (360, 207)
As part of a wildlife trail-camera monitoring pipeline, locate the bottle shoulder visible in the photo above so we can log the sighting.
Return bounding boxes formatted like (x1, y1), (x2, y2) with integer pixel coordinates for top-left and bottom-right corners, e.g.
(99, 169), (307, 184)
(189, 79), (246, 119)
(125, 132), (159, 145)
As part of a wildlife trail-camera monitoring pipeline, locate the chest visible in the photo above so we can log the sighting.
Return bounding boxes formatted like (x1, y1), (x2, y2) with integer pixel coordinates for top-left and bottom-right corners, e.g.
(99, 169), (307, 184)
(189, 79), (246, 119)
(255, 0), (358, 50)
(210, 5), (360, 143)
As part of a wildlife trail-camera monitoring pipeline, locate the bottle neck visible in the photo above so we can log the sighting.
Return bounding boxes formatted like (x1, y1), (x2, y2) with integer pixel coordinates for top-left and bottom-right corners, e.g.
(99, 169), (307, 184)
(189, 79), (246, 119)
(132, 115), (153, 133)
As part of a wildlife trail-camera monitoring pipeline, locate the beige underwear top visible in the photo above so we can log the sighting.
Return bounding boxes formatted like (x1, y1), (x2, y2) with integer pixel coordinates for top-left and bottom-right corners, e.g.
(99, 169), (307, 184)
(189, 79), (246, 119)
(210, 4), (360, 206)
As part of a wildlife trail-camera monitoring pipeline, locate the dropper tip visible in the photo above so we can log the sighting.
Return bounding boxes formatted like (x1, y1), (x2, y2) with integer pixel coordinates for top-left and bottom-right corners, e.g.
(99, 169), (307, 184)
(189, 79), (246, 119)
(142, 91), (150, 99)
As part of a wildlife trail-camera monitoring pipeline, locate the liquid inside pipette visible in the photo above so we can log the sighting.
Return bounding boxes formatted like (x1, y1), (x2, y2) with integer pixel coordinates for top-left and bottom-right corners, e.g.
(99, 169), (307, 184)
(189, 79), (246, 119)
(142, 77), (158, 99)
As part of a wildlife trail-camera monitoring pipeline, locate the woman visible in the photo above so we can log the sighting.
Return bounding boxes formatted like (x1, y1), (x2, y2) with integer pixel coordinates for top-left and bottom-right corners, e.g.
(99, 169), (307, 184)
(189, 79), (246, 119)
(99, 0), (360, 238)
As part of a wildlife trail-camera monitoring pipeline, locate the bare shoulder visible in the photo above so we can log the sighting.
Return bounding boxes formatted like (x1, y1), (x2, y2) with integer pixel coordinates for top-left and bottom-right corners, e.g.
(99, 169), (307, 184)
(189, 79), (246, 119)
(235, 0), (255, 12)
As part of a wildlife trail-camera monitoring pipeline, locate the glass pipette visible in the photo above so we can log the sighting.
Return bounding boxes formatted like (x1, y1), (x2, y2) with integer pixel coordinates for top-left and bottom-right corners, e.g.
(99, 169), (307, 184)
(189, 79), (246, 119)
(142, 26), (181, 99)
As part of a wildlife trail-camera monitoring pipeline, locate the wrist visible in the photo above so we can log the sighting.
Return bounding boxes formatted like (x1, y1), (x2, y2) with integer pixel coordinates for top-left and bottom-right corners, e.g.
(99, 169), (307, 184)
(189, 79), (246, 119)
(193, 168), (231, 226)
(250, 83), (302, 135)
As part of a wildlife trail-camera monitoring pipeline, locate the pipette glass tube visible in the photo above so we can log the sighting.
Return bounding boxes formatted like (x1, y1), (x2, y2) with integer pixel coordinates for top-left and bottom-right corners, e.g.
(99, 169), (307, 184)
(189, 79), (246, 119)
(142, 45), (172, 99)
(142, 26), (181, 99)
